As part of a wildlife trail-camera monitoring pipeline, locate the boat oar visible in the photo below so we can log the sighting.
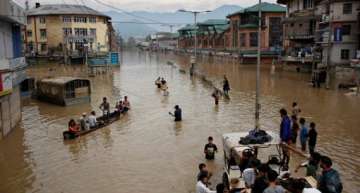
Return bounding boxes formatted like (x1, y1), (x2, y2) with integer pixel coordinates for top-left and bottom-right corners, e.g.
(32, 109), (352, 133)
(284, 143), (309, 158)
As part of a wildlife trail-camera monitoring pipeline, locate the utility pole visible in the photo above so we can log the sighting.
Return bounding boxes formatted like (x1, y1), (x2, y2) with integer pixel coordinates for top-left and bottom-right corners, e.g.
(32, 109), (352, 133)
(255, 0), (262, 131)
(194, 12), (198, 65)
(178, 9), (212, 74)
(325, 1), (333, 89)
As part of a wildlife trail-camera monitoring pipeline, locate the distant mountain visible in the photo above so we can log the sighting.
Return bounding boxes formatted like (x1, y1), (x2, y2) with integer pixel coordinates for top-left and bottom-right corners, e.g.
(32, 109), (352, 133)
(105, 4), (242, 39)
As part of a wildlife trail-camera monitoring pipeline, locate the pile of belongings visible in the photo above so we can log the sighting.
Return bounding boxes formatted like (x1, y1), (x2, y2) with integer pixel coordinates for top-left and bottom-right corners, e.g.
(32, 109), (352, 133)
(239, 129), (272, 145)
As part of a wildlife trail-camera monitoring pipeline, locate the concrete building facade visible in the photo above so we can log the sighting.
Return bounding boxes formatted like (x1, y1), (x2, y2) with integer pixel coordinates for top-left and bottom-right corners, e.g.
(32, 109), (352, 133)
(0, 0), (27, 139)
(278, 0), (360, 68)
(25, 3), (112, 57)
(226, 2), (286, 63)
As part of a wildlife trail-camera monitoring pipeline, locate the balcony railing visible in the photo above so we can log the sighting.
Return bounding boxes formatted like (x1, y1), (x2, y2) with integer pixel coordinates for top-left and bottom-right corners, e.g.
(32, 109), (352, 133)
(0, 57), (27, 71)
(64, 35), (96, 43)
(287, 32), (314, 40)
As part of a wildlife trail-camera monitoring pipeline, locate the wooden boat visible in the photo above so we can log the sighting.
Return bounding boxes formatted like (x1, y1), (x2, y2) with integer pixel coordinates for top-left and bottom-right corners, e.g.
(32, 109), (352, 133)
(63, 111), (121, 140)
(35, 77), (91, 106)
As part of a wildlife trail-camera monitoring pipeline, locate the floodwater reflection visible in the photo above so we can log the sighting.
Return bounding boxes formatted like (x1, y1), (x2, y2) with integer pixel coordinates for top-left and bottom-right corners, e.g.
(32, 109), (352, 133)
(0, 51), (359, 193)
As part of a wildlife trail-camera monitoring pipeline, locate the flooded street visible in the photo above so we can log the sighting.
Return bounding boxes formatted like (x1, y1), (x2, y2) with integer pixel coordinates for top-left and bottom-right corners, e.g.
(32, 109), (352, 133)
(1, 51), (360, 193)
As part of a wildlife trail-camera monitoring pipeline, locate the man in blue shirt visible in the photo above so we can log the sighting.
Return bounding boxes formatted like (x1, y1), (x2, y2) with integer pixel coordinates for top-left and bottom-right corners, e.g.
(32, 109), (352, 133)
(318, 156), (343, 193)
(280, 108), (291, 170)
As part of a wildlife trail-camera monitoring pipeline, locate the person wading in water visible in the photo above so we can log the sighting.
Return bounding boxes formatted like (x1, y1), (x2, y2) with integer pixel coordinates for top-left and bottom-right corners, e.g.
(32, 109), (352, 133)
(169, 105), (182, 122)
(223, 75), (230, 96)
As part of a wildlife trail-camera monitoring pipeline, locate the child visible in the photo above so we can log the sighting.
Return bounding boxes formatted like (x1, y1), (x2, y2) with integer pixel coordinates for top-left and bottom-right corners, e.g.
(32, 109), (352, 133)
(204, 136), (218, 160)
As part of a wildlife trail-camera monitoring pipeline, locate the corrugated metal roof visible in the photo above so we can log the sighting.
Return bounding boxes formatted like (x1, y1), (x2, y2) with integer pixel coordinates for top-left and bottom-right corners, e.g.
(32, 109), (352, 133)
(39, 77), (89, 85)
(198, 19), (229, 26)
(228, 2), (286, 17)
(27, 4), (110, 18)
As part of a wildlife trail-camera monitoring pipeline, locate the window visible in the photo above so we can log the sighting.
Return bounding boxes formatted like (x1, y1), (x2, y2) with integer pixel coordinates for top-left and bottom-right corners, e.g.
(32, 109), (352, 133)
(27, 18), (31, 24)
(342, 25), (351, 35)
(63, 28), (72, 36)
(341, 49), (350, 60)
(63, 16), (72, 23)
(240, 33), (246, 47)
(290, 23), (294, 27)
(39, 16), (46, 24)
(27, 30), (32, 37)
(250, 32), (258, 47)
(74, 28), (88, 36)
(89, 17), (96, 23)
(40, 43), (47, 52)
(303, 0), (313, 9)
(40, 29), (46, 39)
(90, 28), (96, 36)
(103, 18), (107, 24)
(343, 3), (352, 14)
(74, 16), (87, 23)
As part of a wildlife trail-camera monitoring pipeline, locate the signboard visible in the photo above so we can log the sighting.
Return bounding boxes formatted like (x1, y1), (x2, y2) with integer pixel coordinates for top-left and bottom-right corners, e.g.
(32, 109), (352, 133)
(0, 73), (13, 96)
(334, 27), (342, 42)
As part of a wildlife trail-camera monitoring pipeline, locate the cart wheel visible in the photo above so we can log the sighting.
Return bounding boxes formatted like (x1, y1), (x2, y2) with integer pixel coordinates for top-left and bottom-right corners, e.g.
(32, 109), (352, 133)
(222, 172), (229, 190)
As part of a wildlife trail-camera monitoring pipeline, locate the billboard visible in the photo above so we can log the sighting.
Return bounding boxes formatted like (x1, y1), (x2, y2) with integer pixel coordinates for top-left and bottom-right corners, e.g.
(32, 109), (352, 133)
(0, 73), (13, 96)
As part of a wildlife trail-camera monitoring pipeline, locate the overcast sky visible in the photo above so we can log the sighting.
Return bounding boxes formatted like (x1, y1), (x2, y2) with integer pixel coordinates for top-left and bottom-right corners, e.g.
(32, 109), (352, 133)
(14, 0), (278, 12)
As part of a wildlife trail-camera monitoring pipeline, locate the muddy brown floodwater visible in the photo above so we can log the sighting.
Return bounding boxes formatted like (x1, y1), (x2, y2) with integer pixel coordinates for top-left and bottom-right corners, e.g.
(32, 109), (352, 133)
(0, 51), (359, 193)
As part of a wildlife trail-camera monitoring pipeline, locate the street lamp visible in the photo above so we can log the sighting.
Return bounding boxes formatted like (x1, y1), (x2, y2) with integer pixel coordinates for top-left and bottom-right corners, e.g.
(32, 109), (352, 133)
(178, 9), (212, 75)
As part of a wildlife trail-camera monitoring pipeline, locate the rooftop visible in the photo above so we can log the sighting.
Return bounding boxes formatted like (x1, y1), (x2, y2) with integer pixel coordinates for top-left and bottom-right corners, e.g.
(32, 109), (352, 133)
(27, 4), (110, 18)
(227, 2), (286, 17)
(39, 77), (90, 85)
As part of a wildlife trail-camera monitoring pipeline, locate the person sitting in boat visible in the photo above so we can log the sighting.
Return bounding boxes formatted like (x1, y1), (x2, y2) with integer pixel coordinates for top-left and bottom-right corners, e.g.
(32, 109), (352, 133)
(116, 100), (124, 113)
(155, 77), (161, 88)
(88, 111), (97, 129)
(68, 119), (79, 134)
(122, 96), (130, 113)
(99, 97), (110, 118)
(79, 113), (89, 131)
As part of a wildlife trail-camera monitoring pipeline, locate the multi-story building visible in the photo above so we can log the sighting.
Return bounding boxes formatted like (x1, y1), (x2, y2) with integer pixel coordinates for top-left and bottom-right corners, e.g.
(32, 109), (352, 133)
(278, 0), (359, 69)
(315, 0), (359, 66)
(226, 2), (286, 63)
(0, 0), (27, 139)
(151, 32), (179, 51)
(25, 3), (112, 57)
(178, 19), (230, 50)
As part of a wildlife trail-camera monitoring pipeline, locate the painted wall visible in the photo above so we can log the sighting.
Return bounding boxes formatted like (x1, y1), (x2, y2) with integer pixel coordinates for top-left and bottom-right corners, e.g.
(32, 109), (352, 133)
(0, 21), (14, 59)
(26, 15), (110, 55)
(331, 1), (359, 22)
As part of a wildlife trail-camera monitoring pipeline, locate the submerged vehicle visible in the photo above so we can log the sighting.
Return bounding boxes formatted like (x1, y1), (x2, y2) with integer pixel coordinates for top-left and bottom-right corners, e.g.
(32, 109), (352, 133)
(35, 77), (91, 106)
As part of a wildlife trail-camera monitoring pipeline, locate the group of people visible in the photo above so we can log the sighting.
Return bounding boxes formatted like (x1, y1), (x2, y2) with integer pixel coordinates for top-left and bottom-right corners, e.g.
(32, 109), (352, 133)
(196, 102), (343, 193)
(279, 102), (318, 170)
(211, 75), (231, 105)
(67, 96), (131, 134)
(155, 77), (169, 96)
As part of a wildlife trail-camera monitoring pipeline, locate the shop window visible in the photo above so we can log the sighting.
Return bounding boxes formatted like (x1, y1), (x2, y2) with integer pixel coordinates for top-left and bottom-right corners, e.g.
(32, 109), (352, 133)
(250, 32), (258, 47)
(341, 49), (350, 60)
(343, 3), (352, 14)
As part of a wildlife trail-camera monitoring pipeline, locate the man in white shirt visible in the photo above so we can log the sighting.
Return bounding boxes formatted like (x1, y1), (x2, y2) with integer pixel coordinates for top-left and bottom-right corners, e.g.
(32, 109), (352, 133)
(196, 173), (216, 193)
(88, 111), (97, 129)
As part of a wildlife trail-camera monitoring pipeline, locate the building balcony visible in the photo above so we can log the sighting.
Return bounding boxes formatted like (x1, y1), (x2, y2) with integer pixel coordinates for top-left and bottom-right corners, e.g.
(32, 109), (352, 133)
(64, 35), (96, 43)
(0, 57), (27, 72)
(282, 55), (321, 63)
(287, 32), (314, 40)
